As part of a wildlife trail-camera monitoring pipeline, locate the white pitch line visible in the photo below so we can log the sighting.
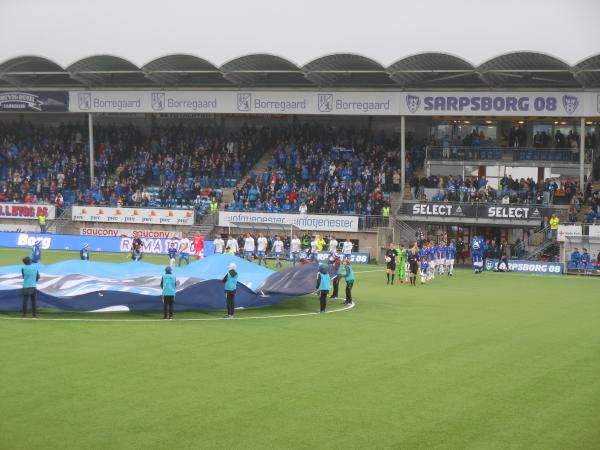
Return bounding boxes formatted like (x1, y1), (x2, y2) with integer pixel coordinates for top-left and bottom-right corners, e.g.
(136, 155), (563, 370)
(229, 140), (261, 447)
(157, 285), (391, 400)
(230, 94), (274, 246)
(0, 302), (355, 323)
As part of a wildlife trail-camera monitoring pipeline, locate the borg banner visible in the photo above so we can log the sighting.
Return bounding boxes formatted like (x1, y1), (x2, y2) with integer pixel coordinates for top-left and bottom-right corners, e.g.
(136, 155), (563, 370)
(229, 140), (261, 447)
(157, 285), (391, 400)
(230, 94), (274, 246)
(218, 211), (359, 232)
(399, 202), (549, 222)
(484, 259), (563, 275)
(0, 91), (69, 112)
(0, 203), (56, 220)
(72, 206), (194, 226)
(0, 232), (213, 256)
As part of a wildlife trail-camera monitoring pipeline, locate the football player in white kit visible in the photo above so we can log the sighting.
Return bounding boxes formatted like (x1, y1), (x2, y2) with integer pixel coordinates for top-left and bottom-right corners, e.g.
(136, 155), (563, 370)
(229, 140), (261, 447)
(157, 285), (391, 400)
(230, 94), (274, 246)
(290, 234), (301, 266)
(213, 234), (225, 254)
(243, 234), (255, 261)
(342, 238), (353, 257)
(256, 233), (268, 266)
(272, 235), (285, 268)
(328, 236), (338, 253)
(226, 235), (239, 255)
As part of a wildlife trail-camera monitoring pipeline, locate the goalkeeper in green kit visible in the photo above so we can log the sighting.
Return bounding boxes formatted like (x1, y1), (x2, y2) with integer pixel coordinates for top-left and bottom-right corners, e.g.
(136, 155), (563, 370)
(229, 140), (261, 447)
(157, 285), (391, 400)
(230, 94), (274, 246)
(397, 243), (408, 284)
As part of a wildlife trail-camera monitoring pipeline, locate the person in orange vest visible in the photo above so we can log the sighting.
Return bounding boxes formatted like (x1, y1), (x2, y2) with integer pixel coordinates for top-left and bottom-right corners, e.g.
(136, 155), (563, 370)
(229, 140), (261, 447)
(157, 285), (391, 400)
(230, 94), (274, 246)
(193, 232), (204, 260)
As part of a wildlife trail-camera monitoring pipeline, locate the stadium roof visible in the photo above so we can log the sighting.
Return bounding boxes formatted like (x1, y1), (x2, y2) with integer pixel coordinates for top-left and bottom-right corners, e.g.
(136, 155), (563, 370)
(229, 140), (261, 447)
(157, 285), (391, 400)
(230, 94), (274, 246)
(1, 52), (600, 89)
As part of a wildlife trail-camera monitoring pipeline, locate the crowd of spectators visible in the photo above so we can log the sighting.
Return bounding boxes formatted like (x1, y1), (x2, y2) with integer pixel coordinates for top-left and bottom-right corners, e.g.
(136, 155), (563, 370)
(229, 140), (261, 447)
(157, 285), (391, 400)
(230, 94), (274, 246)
(0, 122), (273, 212)
(227, 123), (417, 215)
(410, 173), (580, 205)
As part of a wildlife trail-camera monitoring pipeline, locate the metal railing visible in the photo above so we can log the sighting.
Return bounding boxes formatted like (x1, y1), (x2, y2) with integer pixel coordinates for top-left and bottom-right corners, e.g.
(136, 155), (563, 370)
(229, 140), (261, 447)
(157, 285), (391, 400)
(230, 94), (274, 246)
(427, 145), (595, 163)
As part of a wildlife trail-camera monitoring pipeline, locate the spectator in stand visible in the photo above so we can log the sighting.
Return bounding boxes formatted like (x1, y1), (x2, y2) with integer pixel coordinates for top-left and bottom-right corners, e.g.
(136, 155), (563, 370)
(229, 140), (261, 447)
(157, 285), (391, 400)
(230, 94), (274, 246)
(549, 214), (560, 241)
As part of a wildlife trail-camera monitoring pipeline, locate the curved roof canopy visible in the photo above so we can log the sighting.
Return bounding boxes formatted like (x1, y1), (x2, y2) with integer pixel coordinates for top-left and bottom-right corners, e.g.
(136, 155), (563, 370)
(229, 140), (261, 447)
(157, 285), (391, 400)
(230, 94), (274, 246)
(0, 51), (598, 89)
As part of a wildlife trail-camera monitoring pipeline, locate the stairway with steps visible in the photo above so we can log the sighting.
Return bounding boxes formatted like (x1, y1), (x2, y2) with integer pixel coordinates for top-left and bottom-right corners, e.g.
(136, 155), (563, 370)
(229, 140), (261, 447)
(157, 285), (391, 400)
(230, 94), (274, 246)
(46, 205), (73, 234)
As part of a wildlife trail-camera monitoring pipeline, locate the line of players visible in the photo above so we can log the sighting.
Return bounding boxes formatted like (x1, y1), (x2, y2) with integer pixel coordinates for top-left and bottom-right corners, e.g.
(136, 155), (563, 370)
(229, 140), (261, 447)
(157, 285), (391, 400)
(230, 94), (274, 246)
(209, 233), (354, 268)
(384, 240), (458, 285)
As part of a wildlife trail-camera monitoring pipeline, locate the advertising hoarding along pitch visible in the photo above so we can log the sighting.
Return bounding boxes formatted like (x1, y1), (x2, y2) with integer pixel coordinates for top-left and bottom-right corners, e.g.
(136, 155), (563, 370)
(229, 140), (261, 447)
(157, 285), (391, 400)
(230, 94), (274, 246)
(1, 232), (213, 255)
(0, 203), (56, 220)
(79, 227), (183, 239)
(218, 211), (359, 233)
(72, 206), (194, 226)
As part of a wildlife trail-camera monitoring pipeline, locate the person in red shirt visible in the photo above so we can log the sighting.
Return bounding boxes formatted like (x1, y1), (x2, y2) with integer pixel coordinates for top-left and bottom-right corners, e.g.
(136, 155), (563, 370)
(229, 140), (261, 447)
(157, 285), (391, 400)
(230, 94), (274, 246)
(193, 232), (204, 260)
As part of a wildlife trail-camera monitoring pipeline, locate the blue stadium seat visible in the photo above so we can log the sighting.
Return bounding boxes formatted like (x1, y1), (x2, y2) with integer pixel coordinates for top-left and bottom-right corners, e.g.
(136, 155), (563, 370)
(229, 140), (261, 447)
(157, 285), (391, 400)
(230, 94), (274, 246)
(567, 262), (577, 270)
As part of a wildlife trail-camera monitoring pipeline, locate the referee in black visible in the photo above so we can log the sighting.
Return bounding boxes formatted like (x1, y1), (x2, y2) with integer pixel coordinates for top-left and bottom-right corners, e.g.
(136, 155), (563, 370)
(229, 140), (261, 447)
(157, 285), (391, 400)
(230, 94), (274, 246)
(407, 245), (419, 286)
(385, 243), (397, 285)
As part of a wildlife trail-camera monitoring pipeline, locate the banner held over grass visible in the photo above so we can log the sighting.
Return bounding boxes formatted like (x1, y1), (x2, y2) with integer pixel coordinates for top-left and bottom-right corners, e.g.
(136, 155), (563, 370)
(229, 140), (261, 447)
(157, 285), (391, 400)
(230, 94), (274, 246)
(0, 255), (320, 312)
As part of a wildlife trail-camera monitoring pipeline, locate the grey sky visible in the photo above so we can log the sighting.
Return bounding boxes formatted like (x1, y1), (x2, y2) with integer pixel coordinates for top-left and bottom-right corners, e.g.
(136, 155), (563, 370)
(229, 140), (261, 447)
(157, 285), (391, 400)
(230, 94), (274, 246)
(1, 0), (599, 67)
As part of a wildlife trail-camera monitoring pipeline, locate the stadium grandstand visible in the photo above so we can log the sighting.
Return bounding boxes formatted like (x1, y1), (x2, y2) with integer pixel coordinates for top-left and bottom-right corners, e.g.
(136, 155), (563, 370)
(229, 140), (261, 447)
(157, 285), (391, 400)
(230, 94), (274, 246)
(3, 50), (600, 260)
(2, 1), (600, 449)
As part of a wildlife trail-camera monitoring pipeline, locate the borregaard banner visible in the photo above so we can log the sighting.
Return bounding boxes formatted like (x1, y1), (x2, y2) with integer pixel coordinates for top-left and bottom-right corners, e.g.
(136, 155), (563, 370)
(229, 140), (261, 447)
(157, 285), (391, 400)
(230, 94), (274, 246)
(0, 203), (56, 220)
(67, 90), (600, 117)
(72, 206), (194, 226)
(68, 90), (400, 115)
(218, 211), (359, 232)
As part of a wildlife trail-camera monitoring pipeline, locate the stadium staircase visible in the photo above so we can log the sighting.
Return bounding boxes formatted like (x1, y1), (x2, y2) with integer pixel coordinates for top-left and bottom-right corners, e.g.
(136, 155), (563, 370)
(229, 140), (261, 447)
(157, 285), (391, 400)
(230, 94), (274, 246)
(187, 212), (218, 239)
(218, 147), (277, 207)
(46, 205), (73, 234)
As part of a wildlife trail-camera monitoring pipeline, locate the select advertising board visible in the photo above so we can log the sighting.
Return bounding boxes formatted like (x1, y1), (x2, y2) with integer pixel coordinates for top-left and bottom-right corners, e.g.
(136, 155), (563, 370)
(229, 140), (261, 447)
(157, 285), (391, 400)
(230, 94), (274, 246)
(0, 232), (213, 256)
(0, 203), (56, 220)
(72, 206), (194, 226)
(218, 211), (359, 233)
(400, 202), (549, 222)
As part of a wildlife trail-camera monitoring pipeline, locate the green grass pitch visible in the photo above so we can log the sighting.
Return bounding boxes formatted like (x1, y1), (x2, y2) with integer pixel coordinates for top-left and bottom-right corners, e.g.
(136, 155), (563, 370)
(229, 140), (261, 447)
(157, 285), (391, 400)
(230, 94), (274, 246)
(0, 248), (599, 449)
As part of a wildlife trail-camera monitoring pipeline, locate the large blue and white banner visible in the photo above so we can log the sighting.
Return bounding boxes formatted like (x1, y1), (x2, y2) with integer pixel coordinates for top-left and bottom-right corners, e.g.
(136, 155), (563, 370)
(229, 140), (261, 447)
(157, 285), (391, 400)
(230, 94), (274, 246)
(0, 232), (214, 256)
(67, 90), (600, 117)
(484, 259), (563, 275)
(218, 211), (359, 232)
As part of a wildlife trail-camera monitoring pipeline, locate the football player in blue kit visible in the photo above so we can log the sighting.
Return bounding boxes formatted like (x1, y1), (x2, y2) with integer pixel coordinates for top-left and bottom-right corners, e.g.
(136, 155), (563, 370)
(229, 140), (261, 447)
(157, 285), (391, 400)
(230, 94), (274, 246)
(427, 241), (437, 280)
(445, 241), (456, 276)
(471, 236), (484, 273)
(437, 241), (447, 275)
(419, 244), (429, 285)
